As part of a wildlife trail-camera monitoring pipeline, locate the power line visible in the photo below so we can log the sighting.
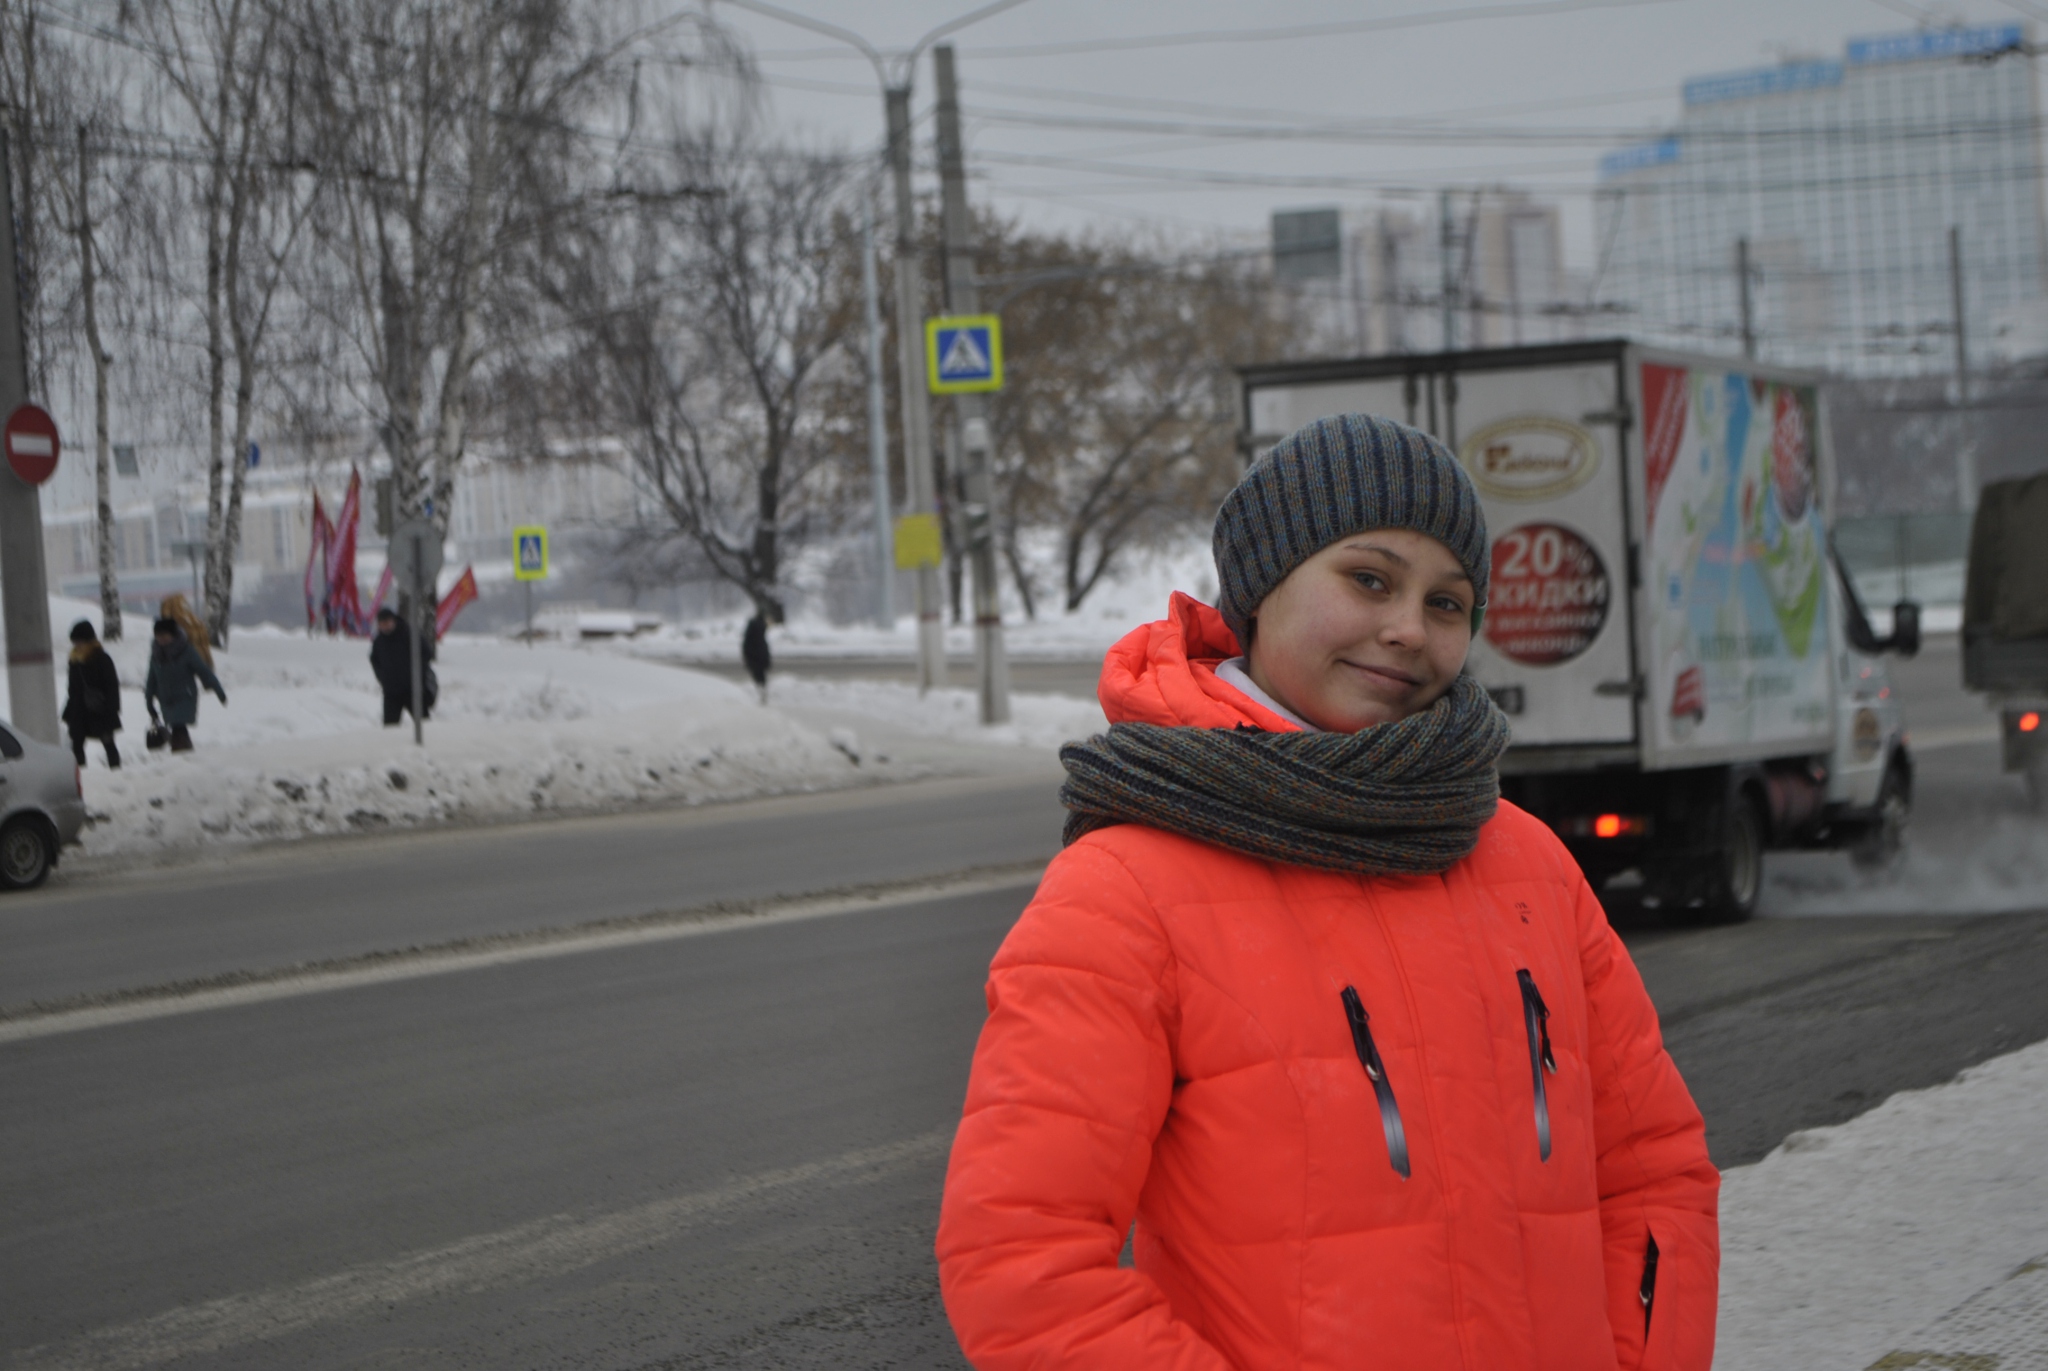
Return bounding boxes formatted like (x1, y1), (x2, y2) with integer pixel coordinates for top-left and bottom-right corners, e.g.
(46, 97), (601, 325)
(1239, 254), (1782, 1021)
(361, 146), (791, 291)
(745, 0), (1677, 62)
(968, 105), (2048, 150)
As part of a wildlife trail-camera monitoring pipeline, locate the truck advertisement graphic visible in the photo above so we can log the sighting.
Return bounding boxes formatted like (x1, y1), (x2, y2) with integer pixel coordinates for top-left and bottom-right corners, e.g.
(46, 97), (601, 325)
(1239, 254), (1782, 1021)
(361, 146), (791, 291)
(1639, 360), (1833, 757)
(1484, 521), (1612, 667)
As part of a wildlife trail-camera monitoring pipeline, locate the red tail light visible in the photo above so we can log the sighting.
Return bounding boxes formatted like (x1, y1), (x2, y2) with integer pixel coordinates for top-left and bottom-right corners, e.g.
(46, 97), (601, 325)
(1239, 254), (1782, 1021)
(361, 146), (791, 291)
(1561, 814), (1652, 838)
(2022, 712), (2041, 733)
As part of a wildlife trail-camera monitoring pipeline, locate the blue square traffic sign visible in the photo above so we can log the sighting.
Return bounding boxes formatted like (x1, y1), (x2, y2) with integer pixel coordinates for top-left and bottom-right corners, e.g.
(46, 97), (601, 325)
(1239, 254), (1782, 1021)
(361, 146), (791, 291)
(925, 314), (1003, 393)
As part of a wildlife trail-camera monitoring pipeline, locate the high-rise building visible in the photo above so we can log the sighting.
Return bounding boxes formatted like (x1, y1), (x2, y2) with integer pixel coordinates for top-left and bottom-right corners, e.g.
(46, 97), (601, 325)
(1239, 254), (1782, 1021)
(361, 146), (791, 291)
(1595, 23), (2048, 374)
(1272, 191), (1579, 356)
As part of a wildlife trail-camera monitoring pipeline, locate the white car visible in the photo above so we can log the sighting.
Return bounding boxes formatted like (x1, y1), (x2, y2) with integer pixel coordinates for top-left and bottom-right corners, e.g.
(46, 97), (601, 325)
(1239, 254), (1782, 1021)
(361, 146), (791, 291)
(0, 718), (86, 890)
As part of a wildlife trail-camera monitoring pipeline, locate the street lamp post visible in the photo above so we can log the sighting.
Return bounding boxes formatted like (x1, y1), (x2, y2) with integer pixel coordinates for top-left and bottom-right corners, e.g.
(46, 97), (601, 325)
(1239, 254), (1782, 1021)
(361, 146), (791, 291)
(712, 0), (1033, 695)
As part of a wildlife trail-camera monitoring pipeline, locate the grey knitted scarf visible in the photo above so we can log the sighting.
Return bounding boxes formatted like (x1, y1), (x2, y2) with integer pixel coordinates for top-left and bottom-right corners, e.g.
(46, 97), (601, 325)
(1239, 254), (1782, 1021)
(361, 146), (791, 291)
(1060, 674), (1511, 874)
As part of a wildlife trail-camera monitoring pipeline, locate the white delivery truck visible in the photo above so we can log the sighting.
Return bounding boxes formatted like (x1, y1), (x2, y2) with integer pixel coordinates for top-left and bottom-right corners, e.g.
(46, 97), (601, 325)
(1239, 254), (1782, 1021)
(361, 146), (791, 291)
(1241, 340), (1922, 921)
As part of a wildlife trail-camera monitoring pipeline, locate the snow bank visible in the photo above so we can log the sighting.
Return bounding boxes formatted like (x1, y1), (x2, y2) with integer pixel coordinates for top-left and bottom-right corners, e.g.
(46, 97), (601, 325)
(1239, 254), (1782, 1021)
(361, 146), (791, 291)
(74, 699), (873, 860)
(629, 537), (1214, 663)
(4, 595), (1113, 863)
(767, 675), (1107, 753)
(12, 598), (893, 861)
(1715, 1035), (2048, 1370)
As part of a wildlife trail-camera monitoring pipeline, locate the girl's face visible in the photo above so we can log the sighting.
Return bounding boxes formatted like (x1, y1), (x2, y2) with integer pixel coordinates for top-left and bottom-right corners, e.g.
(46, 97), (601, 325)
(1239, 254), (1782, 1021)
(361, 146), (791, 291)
(1244, 527), (1476, 732)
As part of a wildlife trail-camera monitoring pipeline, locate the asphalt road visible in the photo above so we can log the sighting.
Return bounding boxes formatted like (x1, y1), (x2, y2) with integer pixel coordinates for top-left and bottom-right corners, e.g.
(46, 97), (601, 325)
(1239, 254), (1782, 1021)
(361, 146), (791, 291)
(7, 872), (2048, 1370)
(4, 633), (2043, 1368)
(0, 770), (1067, 1012)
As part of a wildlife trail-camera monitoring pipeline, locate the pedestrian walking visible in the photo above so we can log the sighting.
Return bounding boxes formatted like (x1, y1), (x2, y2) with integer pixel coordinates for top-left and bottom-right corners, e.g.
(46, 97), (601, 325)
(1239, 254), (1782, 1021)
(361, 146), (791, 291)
(143, 616), (226, 754)
(937, 414), (1719, 1370)
(61, 620), (122, 769)
(159, 593), (214, 670)
(369, 608), (437, 726)
(741, 613), (771, 704)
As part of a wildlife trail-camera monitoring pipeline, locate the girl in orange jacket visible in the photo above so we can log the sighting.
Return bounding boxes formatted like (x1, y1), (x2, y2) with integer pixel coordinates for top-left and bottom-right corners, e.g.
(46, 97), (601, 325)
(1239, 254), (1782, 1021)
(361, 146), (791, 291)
(937, 413), (1718, 1370)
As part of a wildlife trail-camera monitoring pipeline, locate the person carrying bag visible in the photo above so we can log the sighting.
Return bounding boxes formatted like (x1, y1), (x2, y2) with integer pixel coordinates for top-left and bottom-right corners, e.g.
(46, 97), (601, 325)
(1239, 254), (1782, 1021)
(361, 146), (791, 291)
(143, 616), (227, 753)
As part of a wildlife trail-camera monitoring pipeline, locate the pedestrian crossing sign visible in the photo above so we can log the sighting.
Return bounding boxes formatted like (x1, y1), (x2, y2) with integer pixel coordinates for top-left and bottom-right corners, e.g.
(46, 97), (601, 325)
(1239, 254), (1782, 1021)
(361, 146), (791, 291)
(925, 314), (1003, 394)
(514, 526), (549, 581)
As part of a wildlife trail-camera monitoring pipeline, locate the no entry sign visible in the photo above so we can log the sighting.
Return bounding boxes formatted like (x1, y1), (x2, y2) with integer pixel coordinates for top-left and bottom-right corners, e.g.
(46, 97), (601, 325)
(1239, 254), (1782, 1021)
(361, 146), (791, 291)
(4, 405), (59, 486)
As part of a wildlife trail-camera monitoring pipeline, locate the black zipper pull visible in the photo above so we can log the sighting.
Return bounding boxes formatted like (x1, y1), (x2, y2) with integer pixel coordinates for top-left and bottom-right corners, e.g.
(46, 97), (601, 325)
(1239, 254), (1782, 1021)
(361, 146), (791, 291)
(1340, 986), (1410, 1179)
(1516, 970), (1555, 1161)
(1639, 1232), (1660, 1335)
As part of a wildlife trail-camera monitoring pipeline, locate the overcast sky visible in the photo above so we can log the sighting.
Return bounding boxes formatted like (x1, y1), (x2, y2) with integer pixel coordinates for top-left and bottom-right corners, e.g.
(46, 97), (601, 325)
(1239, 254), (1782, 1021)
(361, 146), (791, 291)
(708, 0), (2047, 269)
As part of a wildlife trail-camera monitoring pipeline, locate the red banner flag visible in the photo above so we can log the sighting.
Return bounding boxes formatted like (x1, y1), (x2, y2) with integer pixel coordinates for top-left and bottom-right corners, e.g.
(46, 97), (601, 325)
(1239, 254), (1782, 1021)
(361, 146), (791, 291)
(435, 565), (479, 638)
(328, 469), (369, 635)
(304, 492), (334, 630)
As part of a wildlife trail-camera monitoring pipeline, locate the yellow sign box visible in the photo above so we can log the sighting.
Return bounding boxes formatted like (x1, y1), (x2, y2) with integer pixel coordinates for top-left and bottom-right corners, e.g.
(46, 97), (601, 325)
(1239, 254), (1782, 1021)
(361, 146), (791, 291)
(925, 314), (1003, 394)
(894, 513), (943, 569)
(513, 526), (549, 581)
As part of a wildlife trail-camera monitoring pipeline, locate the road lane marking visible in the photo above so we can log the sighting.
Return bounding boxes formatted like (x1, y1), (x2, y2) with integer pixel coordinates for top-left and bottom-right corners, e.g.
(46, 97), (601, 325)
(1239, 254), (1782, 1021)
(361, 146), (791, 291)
(0, 865), (1043, 1045)
(9, 1129), (953, 1370)
(1909, 724), (2000, 750)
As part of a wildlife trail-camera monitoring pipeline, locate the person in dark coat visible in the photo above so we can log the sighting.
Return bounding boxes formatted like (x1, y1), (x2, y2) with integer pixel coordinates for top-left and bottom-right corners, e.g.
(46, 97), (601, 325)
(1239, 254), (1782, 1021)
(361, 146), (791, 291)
(741, 613), (771, 704)
(370, 607), (437, 726)
(62, 620), (122, 769)
(144, 616), (225, 753)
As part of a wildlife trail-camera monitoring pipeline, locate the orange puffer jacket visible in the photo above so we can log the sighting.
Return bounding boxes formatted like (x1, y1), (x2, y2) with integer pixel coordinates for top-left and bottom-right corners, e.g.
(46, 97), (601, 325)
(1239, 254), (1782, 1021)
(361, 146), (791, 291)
(938, 593), (1719, 1370)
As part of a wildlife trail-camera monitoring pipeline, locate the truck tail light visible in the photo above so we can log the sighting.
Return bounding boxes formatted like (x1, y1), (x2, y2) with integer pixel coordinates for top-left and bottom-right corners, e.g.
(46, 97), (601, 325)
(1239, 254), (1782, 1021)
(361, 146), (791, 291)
(1560, 814), (1652, 839)
(2022, 712), (2041, 733)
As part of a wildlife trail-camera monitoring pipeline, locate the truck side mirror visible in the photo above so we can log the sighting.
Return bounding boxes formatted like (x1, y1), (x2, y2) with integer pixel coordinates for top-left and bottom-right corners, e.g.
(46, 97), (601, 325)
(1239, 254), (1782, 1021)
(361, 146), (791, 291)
(1888, 601), (1922, 658)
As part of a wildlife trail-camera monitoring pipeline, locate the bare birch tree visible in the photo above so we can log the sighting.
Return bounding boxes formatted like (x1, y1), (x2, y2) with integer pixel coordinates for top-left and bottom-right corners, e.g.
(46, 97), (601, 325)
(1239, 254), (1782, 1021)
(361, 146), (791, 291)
(975, 236), (1288, 612)
(296, 0), (617, 581)
(127, 0), (311, 642)
(71, 123), (120, 637)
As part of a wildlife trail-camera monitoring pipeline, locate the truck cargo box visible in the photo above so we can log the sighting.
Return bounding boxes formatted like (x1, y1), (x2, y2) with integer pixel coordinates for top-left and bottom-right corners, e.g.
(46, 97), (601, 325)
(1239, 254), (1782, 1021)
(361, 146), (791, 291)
(1241, 340), (1840, 771)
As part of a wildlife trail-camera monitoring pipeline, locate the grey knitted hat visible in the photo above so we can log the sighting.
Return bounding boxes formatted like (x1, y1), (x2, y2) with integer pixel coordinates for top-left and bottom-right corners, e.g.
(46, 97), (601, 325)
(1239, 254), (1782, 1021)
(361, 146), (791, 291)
(1212, 412), (1488, 647)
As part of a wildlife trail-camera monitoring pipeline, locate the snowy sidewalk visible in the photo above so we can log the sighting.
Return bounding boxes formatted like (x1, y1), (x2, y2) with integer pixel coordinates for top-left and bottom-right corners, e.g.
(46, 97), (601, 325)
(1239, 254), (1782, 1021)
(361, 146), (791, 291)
(9, 600), (1103, 867)
(1716, 1035), (2048, 1370)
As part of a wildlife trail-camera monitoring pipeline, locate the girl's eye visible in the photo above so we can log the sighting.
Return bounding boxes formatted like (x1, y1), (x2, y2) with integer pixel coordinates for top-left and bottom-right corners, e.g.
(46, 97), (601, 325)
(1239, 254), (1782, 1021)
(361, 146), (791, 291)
(1429, 596), (1467, 615)
(1353, 571), (1387, 592)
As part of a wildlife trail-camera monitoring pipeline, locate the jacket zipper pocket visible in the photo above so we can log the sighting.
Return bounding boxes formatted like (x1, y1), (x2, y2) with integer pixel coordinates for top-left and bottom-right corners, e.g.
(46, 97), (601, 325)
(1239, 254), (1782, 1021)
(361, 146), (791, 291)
(1516, 969), (1557, 1161)
(1639, 1231), (1660, 1336)
(1340, 986), (1410, 1179)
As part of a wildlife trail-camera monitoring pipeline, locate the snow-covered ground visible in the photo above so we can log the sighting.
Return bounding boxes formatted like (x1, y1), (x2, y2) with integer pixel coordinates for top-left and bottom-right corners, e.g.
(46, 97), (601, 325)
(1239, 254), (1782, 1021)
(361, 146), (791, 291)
(4, 597), (1102, 864)
(1716, 1034), (2048, 1370)
(625, 539), (1213, 663)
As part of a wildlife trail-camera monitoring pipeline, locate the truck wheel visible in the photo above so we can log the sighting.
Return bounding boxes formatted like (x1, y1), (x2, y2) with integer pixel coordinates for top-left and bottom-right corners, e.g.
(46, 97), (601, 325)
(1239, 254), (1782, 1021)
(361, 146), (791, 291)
(0, 817), (54, 891)
(1700, 793), (1764, 924)
(1850, 764), (1909, 870)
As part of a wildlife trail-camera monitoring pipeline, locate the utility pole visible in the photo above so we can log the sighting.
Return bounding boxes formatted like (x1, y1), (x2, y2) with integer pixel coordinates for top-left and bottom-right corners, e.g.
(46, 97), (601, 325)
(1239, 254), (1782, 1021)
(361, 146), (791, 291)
(1438, 189), (1456, 352)
(1950, 224), (1976, 513)
(0, 132), (59, 743)
(1736, 237), (1756, 360)
(710, 0), (1036, 688)
(1379, 213), (1405, 353)
(860, 193), (893, 629)
(885, 85), (947, 691)
(933, 44), (1010, 725)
